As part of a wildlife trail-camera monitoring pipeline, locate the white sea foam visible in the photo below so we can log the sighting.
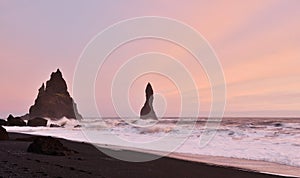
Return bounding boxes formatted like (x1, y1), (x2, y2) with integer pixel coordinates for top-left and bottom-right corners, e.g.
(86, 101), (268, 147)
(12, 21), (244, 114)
(4, 117), (300, 169)
(45, 117), (80, 128)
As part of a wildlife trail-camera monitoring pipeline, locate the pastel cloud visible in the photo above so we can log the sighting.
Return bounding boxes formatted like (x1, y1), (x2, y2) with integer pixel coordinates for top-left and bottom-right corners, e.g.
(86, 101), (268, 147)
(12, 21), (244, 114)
(0, 1), (299, 117)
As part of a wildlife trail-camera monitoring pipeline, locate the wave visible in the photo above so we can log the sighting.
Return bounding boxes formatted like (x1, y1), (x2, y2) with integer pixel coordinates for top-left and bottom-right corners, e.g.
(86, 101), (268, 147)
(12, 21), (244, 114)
(4, 117), (300, 168)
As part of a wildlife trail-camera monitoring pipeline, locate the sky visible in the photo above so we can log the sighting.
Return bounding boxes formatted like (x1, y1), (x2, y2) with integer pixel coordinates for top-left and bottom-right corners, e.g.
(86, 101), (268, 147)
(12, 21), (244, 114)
(0, 0), (299, 118)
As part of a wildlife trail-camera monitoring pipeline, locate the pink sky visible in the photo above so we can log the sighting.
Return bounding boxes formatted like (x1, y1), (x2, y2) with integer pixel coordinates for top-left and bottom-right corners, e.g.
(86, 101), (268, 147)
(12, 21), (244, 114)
(0, 1), (299, 118)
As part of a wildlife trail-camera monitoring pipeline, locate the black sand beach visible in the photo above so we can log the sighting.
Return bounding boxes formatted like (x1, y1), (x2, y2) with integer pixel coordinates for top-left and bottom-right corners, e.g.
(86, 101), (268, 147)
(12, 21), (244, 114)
(0, 132), (295, 178)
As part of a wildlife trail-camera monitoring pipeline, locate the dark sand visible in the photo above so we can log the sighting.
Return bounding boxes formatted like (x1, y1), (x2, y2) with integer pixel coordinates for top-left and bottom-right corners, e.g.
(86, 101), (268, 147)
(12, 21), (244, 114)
(0, 133), (294, 178)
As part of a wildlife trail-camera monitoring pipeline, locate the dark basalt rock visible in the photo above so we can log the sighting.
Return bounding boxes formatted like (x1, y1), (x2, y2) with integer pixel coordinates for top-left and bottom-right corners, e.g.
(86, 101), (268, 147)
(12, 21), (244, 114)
(50, 124), (61, 128)
(0, 126), (9, 140)
(0, 119), (7, 126)
(27, 136), (76, 156)
(27, 117), (48, 127)
(23, 69), (82, 120)
(7, 114), (26, 126)
(140, 83), (157, 119)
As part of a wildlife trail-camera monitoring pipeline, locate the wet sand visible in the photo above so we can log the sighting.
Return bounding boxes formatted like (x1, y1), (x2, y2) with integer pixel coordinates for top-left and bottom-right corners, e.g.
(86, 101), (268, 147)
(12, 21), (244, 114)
(0, 132), (295, 178)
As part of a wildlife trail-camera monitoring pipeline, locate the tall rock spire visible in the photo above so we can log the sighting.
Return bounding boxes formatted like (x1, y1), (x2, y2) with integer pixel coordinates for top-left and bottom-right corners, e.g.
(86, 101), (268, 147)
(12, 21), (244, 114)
(24, 69), (82, 120)
(140, 83), (157, 119)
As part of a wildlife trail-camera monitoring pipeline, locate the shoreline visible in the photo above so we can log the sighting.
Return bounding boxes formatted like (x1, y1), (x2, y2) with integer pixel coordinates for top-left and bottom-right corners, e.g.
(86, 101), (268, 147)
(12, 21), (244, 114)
(5, 126), (300, 177)
(97, 144), (300, 177)
(0, 132), (296, 178)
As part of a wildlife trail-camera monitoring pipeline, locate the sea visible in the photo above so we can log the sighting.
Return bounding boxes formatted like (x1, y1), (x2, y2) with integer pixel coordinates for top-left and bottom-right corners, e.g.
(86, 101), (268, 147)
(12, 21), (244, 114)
(4, 117), (300, 170)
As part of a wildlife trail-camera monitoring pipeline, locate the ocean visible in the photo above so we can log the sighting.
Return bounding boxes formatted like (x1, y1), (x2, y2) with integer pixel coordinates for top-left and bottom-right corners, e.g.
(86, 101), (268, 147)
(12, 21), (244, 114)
(4, 117), (300, 168)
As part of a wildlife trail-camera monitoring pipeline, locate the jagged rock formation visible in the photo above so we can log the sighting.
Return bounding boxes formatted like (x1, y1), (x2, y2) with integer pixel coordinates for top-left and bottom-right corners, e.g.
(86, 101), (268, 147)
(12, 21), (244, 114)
(23, 69), (82, 120)
(27, 117), (48, 127)
(140, 83), (157, 120)
(7, 114), (26, 126)
(0, 126), (9, 140)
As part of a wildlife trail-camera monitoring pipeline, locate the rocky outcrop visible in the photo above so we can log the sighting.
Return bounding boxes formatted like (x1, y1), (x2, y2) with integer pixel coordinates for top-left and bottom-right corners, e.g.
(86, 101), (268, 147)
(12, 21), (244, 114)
(0, 126), (9, 140)
(27, 136), (76, 156)
(27, 117), (48, 127)
(140, 83), (157, 120)
(50, 124), (61, 128)
(0, 119), (7, 126)
(7, 114), (26, 126)
(24, 69), (82, 120)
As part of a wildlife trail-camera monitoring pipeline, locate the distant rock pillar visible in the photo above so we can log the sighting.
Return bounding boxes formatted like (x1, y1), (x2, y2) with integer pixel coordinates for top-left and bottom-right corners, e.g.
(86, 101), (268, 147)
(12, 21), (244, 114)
(140, 83), (158, 119)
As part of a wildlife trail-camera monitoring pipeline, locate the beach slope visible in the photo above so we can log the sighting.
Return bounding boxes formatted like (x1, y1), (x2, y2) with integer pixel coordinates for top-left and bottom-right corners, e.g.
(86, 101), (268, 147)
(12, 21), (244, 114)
(0, 133), (294, 178)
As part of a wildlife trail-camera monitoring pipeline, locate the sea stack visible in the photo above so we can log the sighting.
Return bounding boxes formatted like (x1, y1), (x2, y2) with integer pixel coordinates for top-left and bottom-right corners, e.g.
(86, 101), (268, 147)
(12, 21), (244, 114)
(140, 83), (157, 120)
(22, 69), (82, 120)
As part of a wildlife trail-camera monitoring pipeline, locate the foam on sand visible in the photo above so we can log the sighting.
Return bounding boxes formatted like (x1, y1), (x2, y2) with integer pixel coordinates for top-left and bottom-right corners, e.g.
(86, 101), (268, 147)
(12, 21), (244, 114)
(4, 117), (300, 177)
